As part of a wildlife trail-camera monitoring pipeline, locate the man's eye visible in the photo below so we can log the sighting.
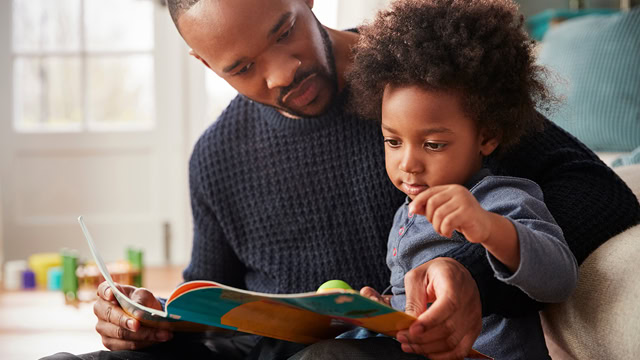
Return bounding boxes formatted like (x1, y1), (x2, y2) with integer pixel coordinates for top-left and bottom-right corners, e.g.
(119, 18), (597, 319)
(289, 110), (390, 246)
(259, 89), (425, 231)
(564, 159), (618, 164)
(384, 139), (401, 148)
(235, 63), (254, 76)
(424, 142), (446, 151)
(277, 24), (294, 42)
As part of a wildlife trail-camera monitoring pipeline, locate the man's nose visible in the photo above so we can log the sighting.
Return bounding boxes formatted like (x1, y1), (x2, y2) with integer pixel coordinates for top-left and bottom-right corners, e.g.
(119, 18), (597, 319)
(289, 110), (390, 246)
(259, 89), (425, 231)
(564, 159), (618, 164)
(265, 54), (301, 90)
(399, 147), (424, 174)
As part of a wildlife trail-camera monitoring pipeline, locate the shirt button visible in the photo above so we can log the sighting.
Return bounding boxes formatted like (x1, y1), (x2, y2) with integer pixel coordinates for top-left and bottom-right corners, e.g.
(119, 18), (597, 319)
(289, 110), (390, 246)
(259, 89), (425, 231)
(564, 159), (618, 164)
(399, 227), (405, 235)
(393, 248), (397, 256)
(408, 212), (414, 218)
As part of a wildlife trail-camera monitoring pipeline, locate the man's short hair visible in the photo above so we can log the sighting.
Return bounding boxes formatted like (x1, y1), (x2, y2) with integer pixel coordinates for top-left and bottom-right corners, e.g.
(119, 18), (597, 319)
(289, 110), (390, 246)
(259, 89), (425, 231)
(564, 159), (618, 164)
(167, 0), (202, 27)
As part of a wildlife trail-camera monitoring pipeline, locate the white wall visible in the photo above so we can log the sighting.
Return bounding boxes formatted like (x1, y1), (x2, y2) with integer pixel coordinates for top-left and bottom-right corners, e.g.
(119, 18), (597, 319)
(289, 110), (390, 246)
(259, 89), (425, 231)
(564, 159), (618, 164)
(0, 182), (4, 270)
(0, 0), (11, 267)
(336, 0), (391, 29)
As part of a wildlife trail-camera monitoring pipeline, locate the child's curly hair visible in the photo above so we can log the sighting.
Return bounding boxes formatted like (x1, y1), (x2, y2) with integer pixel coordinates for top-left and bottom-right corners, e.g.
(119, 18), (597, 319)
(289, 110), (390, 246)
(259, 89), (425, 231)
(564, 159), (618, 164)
(347, 0), (557, 150)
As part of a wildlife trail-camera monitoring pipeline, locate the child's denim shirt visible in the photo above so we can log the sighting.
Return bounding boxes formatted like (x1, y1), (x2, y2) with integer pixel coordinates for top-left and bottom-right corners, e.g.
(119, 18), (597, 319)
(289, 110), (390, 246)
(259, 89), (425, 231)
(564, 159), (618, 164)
(386, 168), (577, 311)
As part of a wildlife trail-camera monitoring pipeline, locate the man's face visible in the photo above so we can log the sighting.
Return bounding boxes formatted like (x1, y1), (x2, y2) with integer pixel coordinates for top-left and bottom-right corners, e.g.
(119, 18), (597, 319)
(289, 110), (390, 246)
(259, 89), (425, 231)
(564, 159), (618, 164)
(178, 0), (338, 118)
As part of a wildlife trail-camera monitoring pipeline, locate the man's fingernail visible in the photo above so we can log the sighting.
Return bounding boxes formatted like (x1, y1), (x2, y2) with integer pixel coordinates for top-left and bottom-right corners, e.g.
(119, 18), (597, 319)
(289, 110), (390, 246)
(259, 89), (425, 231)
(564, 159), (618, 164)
(126, 319), (135, 330)
(401, 343), (414, 353)
(157, 330), (172, 341)
(397, 333), (407, 343)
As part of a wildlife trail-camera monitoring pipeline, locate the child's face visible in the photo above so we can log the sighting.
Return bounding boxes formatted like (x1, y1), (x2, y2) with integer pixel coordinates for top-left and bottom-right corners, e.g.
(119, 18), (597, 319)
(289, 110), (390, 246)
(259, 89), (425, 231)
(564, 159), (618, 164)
(381, 85), (498, 199)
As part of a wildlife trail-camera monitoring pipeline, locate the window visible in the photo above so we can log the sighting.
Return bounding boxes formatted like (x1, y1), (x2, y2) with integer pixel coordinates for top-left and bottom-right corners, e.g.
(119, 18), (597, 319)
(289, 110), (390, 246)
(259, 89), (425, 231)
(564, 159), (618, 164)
(12, 0), (155, 132)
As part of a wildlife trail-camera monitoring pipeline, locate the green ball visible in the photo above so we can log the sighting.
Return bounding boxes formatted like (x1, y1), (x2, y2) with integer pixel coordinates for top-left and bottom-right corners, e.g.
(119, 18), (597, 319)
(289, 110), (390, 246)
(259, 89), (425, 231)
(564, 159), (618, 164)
(317, 279), (353, 292)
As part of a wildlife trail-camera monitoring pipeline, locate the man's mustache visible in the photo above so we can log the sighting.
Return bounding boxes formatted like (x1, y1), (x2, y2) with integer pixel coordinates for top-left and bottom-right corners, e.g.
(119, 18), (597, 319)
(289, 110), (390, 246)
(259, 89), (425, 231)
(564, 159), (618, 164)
(278, 68), (318, 104)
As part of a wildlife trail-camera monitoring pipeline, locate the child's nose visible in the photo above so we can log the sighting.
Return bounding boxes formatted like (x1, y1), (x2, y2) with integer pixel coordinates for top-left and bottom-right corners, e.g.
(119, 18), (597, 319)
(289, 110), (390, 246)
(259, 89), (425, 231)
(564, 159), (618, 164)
(399, 147), (424, 174)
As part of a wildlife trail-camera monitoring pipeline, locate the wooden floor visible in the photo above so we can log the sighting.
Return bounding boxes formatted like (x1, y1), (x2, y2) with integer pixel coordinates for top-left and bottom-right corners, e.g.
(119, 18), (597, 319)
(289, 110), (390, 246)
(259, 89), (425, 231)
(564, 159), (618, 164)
(0, 265), (184, 360)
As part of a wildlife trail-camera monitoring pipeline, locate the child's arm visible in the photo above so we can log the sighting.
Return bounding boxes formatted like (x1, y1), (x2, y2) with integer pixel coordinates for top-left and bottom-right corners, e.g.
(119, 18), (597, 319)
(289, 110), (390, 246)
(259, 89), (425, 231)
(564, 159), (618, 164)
(409, 180), (578, 303)
(408, 184), (520, 271)
(480, 212), (520, 272)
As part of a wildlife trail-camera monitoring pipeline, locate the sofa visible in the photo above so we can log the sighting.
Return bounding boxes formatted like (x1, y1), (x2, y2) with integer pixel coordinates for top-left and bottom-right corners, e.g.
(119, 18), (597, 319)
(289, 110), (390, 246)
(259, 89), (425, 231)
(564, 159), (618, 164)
(542, 163), (640, 359)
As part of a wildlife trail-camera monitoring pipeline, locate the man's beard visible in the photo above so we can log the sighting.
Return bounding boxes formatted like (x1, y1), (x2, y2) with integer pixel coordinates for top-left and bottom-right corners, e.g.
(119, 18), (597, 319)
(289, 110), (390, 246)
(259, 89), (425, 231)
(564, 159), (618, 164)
(251, 15), (339, 118)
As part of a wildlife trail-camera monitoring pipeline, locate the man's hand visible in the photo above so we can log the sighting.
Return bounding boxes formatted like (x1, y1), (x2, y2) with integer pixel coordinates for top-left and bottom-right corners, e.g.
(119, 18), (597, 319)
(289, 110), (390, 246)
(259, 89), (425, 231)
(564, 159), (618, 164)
(94, 281), (173, 351)
(396, 258), (482, 360)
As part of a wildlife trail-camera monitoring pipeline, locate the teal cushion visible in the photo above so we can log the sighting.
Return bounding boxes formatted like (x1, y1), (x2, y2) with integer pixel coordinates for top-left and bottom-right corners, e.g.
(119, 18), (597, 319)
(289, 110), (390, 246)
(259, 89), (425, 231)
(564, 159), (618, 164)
(612, 146), (640, 167)
(537, 9), (640, 152)
(526, 9), (619, 41)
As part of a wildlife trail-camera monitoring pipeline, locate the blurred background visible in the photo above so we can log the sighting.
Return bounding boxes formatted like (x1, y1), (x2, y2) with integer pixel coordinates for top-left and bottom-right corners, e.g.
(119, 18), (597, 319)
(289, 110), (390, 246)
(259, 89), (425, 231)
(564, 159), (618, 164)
(0, 0), (637, 358)
(0, 0), (399, 273)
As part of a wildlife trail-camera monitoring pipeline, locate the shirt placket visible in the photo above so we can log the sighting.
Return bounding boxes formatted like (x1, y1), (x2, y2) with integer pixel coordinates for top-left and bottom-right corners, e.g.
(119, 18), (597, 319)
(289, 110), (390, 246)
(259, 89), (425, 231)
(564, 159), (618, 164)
(392, 207), (416, 271)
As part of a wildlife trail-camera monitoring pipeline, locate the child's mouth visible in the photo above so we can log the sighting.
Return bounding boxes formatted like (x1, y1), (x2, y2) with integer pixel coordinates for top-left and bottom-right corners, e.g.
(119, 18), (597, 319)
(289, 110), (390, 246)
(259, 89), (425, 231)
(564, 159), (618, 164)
(402, 183), (428, 195)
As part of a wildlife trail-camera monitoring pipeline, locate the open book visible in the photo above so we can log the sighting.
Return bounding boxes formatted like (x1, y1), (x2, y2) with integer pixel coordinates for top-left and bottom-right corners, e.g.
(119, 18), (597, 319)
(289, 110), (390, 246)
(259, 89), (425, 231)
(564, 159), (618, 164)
(79, 216), (490, 358)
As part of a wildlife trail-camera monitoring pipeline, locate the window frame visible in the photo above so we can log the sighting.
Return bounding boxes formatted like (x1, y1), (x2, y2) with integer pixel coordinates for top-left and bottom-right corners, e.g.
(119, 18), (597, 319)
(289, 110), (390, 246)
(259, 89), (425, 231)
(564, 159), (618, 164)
(11, 0), (156, 133)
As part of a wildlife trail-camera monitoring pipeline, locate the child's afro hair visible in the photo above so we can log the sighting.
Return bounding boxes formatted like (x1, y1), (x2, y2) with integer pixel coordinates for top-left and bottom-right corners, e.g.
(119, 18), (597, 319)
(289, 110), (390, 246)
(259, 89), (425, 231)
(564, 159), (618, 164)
(347, 0), (558, 149)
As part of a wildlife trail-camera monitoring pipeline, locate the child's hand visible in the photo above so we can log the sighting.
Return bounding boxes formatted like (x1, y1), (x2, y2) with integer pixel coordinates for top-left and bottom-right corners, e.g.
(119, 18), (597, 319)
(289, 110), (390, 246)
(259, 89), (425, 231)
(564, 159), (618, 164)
(408, 184), (491, 243)
(360, 286), (391, 306)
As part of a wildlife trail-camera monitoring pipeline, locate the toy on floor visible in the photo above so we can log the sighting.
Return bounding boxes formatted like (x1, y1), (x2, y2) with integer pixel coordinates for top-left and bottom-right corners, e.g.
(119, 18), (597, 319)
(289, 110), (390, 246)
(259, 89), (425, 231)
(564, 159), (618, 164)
(3, 248), (143, 303)
(65, 247), (143, 304)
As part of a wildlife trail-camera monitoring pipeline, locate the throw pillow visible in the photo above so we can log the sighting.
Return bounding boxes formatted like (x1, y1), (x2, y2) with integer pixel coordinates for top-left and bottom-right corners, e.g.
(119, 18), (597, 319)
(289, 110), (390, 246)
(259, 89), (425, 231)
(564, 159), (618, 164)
(537, 9), (640, 152)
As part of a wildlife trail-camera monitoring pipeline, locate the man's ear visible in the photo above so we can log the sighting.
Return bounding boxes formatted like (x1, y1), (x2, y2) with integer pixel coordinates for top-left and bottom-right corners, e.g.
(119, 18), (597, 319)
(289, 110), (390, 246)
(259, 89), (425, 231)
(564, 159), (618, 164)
(479, 130), (500, 156)
(189, 49), (212, 70)
(304, 0), (314, 10)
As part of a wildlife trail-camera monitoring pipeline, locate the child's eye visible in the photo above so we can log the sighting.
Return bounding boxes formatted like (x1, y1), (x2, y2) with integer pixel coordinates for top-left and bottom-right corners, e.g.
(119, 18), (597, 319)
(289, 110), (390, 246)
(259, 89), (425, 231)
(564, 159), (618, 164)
(424, 142), (446, 151)
(384, 139), (401, 148)
(234, 62), (254, 76)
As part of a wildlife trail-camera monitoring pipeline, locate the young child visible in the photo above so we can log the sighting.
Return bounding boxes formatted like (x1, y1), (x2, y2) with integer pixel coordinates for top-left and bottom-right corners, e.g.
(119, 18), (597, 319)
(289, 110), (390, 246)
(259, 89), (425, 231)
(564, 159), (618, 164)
(345, 0), (578, 358)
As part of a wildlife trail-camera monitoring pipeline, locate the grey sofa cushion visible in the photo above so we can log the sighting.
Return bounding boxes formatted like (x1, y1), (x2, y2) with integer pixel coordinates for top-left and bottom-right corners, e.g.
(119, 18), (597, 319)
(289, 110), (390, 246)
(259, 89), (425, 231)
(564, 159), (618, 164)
(542, 164), (640, 359)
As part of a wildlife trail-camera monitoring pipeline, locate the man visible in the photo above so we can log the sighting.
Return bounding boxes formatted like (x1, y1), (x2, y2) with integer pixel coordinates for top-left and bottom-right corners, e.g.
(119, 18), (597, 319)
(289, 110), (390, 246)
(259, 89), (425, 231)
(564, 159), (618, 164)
(45, 0), (639, 359)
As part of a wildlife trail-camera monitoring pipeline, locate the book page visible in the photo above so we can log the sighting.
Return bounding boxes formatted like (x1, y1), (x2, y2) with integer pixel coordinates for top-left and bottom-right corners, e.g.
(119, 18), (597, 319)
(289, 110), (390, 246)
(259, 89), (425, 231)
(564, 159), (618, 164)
(78, 216), (170, 322)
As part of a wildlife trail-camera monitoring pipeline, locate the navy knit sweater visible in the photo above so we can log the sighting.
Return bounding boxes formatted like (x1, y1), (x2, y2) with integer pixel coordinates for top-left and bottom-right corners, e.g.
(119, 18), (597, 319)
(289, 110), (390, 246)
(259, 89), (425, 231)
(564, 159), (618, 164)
(185, 90), (640, 316)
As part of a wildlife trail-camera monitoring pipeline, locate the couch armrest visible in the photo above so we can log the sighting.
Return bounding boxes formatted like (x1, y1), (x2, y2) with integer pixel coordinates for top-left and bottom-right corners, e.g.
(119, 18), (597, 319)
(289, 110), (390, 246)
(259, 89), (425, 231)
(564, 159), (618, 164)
(542, 164), (640, 359)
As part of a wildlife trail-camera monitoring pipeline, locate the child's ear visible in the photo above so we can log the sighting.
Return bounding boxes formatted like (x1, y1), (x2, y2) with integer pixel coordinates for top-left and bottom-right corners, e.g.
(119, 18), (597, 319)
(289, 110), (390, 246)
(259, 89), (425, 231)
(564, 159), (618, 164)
(479, 130), (500, 156)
